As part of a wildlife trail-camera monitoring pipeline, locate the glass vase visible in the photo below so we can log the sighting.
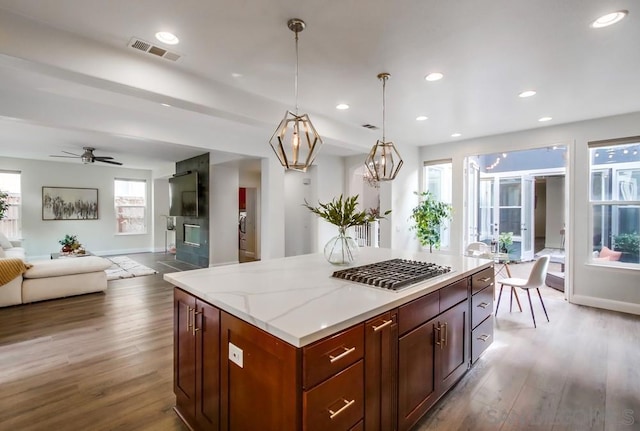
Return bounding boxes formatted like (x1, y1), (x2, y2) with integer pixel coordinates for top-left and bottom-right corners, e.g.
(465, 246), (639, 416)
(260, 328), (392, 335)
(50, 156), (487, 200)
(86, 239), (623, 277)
(324, 228), (359, 265)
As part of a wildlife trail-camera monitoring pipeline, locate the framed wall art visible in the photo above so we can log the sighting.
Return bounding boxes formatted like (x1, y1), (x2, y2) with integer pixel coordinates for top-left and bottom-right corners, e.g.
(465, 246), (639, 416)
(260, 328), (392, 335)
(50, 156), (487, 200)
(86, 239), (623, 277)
(42, 187), (99, 220)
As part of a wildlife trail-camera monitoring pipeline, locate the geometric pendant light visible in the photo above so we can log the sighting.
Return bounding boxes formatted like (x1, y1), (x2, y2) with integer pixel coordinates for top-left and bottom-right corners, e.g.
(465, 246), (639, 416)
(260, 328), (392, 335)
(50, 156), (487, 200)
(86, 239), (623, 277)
(364, 72), (403, 181)
(269, 18), (323, 172)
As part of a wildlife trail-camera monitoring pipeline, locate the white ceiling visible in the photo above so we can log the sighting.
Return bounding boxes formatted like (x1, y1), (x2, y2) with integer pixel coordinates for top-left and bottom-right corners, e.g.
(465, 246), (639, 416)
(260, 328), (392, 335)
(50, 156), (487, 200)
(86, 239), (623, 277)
(0, 0), (638, 171)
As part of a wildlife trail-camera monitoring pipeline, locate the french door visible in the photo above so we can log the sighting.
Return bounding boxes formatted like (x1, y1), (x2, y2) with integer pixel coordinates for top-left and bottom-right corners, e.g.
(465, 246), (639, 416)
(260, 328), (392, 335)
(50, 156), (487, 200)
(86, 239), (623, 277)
(474, 175), (535, 261)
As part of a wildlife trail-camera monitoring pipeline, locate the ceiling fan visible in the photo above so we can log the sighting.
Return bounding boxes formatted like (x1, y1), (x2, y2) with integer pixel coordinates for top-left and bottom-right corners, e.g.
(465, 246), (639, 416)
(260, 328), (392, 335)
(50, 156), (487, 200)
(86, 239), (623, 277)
(50, 147), (123, 165)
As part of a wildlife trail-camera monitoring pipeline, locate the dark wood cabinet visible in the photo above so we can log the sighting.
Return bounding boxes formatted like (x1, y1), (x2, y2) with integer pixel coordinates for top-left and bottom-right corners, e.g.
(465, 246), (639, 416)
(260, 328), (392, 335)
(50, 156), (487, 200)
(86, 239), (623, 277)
(174, 288), (220, 430)
(173, 264), (493, 431)
(220, 311), (300, 431)
(470, 266), (495, 363)
(397, 282), (470, 431)
(365, 311), (399, 431)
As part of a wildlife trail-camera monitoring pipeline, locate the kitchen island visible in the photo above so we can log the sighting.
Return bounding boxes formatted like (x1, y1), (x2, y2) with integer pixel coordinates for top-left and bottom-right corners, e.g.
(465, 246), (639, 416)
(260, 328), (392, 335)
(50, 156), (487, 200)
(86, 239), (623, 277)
(165, 247), (494, 431)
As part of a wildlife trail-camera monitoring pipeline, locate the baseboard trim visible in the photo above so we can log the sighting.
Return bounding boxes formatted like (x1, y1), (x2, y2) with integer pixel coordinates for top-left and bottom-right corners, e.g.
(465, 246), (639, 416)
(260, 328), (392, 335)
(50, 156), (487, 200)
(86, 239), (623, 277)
(209, 260), (239, 267)
(571, 294), (640, 316)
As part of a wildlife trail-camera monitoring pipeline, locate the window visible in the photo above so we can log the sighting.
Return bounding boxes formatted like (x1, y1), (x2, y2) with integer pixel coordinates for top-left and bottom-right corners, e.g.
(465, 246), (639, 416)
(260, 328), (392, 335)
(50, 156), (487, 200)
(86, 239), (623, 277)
(114, 179), (147, 234)
(0, 171), (21, 239)
(589, 138), (640, 265)
(423, 160), (452, 249)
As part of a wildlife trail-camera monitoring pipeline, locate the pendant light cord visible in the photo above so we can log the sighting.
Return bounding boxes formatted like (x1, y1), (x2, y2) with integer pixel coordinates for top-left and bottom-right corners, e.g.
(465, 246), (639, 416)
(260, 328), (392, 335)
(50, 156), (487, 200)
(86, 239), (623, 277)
(294, 30), (299, 115)
(381, 75), (387, 142)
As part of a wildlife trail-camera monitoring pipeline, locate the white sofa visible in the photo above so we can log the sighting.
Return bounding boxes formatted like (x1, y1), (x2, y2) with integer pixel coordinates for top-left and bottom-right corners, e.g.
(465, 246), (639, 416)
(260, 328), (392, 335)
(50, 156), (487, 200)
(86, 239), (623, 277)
(0, 256), (112, 307)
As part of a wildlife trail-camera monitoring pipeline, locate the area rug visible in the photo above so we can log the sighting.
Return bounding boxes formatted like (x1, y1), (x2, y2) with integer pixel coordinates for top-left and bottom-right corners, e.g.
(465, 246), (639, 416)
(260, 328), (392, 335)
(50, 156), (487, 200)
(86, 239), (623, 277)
(105, 256), (158, 280)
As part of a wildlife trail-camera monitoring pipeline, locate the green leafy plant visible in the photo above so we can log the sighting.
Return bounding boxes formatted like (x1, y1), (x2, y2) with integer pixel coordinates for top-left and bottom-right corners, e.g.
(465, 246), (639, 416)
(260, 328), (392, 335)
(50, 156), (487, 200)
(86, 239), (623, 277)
(58, 234), (80, 250)
(0, 190), (8, 220)
(499, 232), (514, 254)
(613, 232), (640, 262)
(410, 191), (452, 253)
(304, 194), (390, 233)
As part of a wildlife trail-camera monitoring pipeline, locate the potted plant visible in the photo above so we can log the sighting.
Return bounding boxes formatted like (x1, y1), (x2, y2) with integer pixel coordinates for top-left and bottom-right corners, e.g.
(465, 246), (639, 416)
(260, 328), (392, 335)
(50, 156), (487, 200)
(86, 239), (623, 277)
(0, 190), (8, 220)
(498, 232), (514, 254)
(304, 194), (390, 265)
(613, 232), (640, 263)
(410, 191), (452, 253)
(58, 234), (81, 253)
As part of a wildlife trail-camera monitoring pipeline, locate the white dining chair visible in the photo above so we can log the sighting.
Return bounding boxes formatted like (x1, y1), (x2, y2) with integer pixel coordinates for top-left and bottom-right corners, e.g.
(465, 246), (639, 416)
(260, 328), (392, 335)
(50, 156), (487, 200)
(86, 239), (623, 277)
(495, 255), (550, 328)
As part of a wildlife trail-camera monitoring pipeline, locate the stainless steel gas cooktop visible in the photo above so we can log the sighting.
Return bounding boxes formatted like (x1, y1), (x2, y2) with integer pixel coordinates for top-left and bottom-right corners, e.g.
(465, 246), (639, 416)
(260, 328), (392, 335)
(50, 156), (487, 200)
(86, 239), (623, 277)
(331, 258), (452, 291)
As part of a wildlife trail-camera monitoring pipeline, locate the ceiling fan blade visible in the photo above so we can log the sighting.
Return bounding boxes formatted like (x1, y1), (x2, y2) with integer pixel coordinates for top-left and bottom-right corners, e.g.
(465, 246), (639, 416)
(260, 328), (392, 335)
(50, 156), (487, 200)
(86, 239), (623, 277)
(61, 150), (81, 156)
(98, 159), (123, 165)
(93, 156), (115, 160)
(49, 155), (79, 158)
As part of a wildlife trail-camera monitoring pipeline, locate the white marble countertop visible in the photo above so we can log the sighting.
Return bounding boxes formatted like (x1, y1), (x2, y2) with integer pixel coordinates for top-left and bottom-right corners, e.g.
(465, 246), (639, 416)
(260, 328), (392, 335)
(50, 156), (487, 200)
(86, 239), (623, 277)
(164, 248), (492, 348)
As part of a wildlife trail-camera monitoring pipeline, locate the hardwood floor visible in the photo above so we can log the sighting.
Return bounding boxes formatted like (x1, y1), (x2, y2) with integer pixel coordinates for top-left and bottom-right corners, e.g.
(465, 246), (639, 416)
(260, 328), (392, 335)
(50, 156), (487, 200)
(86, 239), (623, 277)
(1, 253), (638, 430)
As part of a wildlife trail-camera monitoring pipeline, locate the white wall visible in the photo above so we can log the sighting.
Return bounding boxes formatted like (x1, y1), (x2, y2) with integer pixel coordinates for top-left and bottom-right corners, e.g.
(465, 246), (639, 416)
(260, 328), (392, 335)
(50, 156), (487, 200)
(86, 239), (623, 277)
(0, 157), (153, 259)
(534, 181), (546, 239)
(313, 155), (346, 253)
(209, 163), (239, 266)
(153, 177), (172, 252)
(260, 157), (285, 260)
(419, 111), (640, 314)
(284, 170), (313, 257)
(545, 177), (564, 249)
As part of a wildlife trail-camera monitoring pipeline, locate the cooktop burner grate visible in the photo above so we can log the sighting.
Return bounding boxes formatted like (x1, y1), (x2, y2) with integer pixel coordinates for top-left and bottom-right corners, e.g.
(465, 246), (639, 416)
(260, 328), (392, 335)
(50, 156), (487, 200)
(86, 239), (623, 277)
(331, 258), (452, 291)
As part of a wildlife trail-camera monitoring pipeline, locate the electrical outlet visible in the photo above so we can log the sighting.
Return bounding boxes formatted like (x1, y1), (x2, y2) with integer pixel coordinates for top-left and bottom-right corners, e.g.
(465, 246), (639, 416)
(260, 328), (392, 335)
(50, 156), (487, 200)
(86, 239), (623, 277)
(229, 342), (243, 368)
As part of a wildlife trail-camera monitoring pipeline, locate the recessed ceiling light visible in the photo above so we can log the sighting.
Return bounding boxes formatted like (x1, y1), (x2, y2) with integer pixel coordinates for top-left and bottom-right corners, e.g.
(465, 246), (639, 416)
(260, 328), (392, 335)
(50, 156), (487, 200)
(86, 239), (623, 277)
(519, 90), (537, 98)
(538, 116), (552, 122)
(451, 132), (462, 138)
(336, 103), (350, 110)
(155, 31), (179, 45)
(425, 72), (444, 82)
(161, 103), (171, 107)
(231, 72), (243, 78)
(591, 10), (628, 28)
(416, 116), (428, 121)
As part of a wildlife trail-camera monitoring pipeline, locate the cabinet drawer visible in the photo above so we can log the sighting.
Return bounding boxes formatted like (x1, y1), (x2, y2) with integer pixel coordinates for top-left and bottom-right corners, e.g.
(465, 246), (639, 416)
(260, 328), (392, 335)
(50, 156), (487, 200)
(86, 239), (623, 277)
(303, 324), (364, 389)
(471, 285), (494, 329)
(471, 315), (494, 363)
(303, 361), (364, 431)
(398, 291), (439, 335)
(471, 266), (494, 295)
(440, 278), (469, 312)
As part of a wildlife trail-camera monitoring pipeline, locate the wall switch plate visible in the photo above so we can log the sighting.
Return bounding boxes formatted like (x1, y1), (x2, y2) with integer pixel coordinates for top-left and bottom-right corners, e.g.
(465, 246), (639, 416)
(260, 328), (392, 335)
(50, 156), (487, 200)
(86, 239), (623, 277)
(229, 342), (243, 368)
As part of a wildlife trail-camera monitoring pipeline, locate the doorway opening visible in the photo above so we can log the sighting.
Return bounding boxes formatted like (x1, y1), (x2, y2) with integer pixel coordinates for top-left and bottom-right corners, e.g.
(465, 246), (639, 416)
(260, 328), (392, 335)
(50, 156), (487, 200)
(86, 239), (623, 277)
(465, 146), (567, 264)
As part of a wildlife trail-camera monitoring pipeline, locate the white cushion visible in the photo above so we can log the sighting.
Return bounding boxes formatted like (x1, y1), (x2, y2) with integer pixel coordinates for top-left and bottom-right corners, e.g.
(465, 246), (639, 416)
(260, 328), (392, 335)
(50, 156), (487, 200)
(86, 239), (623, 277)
(0, 248), (5, 258)
(24, 256), (111, 279)
(0, 232), (12, 249)
(4, 247), (25, 260)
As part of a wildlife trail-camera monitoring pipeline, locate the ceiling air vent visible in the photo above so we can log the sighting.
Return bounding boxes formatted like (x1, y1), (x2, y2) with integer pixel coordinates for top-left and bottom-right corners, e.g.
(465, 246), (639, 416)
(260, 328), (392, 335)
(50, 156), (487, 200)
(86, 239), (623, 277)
(128, 37), (182, 62)
(362, 124), (379, 130)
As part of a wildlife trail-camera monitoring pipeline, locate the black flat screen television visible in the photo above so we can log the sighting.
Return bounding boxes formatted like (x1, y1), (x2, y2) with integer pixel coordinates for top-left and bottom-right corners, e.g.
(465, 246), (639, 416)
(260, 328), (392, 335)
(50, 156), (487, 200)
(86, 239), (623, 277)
(169, 171), (199, 217)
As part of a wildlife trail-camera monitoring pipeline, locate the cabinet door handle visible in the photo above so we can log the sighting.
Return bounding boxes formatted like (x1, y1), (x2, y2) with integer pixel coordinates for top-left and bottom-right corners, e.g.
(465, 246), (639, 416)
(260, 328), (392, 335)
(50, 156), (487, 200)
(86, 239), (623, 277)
(372, 319), (393, 332)
(477, 302), (490, 309)
(477, 334), (491, 342)
(329, 346), (356, 363)
(443, 322), (448, 347)
(192, 310), (202, 335)
(328, 399), (355, 419)
(478, 277), (491, 282)
(434, 323), (442, 347)
(186, 306), (193, 331)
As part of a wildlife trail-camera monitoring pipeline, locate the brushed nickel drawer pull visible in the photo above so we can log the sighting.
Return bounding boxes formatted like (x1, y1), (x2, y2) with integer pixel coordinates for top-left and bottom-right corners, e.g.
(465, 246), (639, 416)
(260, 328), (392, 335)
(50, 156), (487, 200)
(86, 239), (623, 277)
(328, 399), (355, 419)
(434, 324), (442, 346)
(478, 277), (491, 282)
(477, 302), (490, 309)
(372, 319), (393, 332)
(477, 334), (491, 342)
(329, 346), (356, 363)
